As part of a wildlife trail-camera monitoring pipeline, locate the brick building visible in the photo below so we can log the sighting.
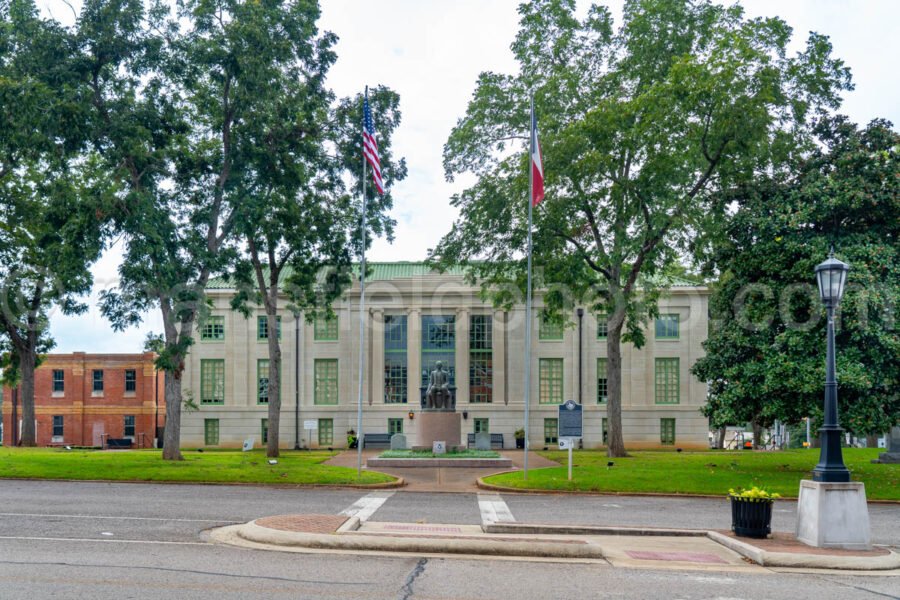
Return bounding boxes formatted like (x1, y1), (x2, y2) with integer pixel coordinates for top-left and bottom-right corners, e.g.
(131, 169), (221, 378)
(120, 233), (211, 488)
(1, 352), (164, 447)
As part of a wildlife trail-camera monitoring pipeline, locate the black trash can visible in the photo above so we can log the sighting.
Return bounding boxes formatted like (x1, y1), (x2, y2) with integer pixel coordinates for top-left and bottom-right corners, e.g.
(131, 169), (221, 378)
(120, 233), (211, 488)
(730, 497), (773, 538)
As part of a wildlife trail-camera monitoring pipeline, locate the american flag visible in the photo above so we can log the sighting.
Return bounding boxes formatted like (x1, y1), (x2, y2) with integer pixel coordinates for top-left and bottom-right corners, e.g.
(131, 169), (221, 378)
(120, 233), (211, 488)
(363, 91), (384, 194)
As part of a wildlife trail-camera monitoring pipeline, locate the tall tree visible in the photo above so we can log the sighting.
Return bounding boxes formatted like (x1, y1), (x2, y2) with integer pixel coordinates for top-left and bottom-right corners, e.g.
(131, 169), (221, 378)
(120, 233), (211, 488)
(429, 0), (851, 456)
(692, 116), (899, 439)
(0, 0), (106, 445)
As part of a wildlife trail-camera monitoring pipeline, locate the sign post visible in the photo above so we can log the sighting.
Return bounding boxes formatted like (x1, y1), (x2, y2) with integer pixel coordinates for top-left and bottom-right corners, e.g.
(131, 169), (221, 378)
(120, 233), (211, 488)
(558, 400), (583, 481)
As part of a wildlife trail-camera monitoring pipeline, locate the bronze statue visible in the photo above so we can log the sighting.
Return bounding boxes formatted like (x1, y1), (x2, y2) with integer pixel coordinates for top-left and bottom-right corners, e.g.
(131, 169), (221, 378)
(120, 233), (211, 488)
(424, 361), (453, 410)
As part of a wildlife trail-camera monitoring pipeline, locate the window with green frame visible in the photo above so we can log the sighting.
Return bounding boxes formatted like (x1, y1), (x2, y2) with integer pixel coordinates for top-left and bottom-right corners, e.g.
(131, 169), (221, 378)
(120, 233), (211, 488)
(474, 418), (489, 434)
(314, 359), (338, 405)
(257, 359), (281, 404)
(469, 315), (492, 403)
(655, 358), (680, 404)
(655, 314), (679, 339)
(204, 419), (219, 445)
(539, 316), (564, 340)
(388, 418), (403, 435)
(257, 315), (282, 340)
(200, 359), (225, 404)
(539, 358), (564, 404)
(384, 315), (408, 403)
(421, 315), (455, 388)
(318, 418), (333, 445)
(544, 418), (558, 444)
(314, 314), (339, 341)
(201, 316), (225, 340)
(601, 417), (608, 445)
(596, 313), (608, 340)
(597, 358), (608, 403)
(261, 418), (268, 444)
(660, 418), (676, 445)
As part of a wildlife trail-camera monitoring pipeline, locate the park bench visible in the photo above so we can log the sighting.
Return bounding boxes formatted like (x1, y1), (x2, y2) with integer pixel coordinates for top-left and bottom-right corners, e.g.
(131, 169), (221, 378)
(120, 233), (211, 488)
(362, 433), (392, 449)
(106, 438), (133, 449)
(466, 433), (505, 449)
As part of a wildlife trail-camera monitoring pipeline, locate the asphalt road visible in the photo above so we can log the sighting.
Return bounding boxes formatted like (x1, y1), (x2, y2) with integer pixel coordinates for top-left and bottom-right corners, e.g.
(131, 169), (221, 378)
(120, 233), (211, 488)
(0, 480), (897, 599)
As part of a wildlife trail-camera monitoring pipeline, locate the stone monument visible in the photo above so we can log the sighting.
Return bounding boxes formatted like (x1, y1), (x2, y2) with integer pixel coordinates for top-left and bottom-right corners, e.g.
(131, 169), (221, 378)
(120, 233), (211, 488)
(415, 361), (461, 451)
(873, 426), (900, 464)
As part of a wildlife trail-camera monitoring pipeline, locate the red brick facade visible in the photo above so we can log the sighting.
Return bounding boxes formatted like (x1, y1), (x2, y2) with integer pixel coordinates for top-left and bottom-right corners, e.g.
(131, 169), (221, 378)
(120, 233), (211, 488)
(2, 352), (165, 448)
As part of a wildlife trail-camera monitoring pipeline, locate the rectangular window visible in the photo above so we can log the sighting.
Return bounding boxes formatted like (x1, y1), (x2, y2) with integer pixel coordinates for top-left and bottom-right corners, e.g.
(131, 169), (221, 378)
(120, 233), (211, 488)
(204, 419), (219, 445)
(124, 415), (135, 437)
(655, 358), (680, 404)
(469, 315), (493, 403)
(388, 418), (403, 435)
(661, 418), (676, 445)
(474, 418), (489, 434)
(92, 370), (104, 392)
(314, 359), (339, 405)
(52, 370), (65, 393)
(201, 315), (225, 340)
(539, 358), (564, 404)
(597, 313), (608, 340)
(318, 418), (333, 446)
(539, 316), (564, 340)
(125, 369), (136, 393)
(200, 359), (225, 404)
(597, 358), (608, 404)
(421, 315), (455, 388)
(261, 418), (269, 444)
(544, 418), (558, 444)
(314, 314), (339, 341)
(52, 415), (64, 438)
(602, 417), (608, 445)
(384, 315), (408, 404)
(257, 315), (282, 340)
(655, 314), (680, 339)
(257, 359), (270, 404)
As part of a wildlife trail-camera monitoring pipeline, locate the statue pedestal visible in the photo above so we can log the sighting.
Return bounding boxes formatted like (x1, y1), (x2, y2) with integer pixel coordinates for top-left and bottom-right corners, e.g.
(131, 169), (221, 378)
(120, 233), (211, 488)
(796, 480), (871, 549)
(415, 412), (462, 451)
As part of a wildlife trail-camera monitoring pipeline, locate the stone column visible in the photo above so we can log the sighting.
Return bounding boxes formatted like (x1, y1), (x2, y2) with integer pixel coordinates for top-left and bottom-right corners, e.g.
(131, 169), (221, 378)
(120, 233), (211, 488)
(370, 308), (384, 405)
(493, 310), (507, 405)
(875, 426), (900, 464)
(407, 308), (421, 407)
(455, 308), (469, 405)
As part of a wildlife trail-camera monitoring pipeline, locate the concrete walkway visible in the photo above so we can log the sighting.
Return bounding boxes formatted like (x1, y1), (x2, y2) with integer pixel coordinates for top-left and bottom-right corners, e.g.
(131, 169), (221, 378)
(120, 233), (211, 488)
(325, 449), (556, 492)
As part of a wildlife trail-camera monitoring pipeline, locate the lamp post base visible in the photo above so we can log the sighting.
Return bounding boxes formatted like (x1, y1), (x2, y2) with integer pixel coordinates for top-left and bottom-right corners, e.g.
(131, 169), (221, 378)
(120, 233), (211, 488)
(796, 480), (871, 550)
(812, 426), (851, 482)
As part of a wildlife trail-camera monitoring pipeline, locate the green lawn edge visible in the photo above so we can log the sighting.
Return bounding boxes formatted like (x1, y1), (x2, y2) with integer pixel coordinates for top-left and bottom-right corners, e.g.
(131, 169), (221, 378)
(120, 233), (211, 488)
(482, 448), (899, 501)
(0, 448), (396, 486)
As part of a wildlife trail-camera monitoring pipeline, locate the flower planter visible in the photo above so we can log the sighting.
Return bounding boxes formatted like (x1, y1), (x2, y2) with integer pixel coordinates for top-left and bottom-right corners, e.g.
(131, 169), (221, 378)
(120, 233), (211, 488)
(730, 496), (773, 538)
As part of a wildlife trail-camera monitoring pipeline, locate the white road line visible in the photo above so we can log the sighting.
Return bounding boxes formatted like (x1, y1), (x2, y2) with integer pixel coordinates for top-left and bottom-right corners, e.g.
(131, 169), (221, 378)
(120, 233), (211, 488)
(0, 512), (239, 524)
(477, 493), (515, 525)
(0, 535), (208, 546)
(338, 491), (394, 522)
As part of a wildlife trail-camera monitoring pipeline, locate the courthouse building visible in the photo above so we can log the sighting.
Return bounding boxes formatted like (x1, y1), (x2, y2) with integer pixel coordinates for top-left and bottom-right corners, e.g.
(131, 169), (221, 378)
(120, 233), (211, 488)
(180, 263), (710, 449)
(1, 352), (164, 447)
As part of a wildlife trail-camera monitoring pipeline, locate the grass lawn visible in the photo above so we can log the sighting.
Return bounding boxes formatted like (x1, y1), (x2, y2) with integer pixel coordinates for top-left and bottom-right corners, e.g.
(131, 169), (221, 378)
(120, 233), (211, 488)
(483, 448), (899, 501)
(0, 447), (396, 486)
(379, 449), (500, 459)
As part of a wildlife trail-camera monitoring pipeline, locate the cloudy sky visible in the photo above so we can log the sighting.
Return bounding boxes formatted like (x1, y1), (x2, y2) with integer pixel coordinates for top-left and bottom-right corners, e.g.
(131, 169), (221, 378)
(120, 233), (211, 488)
(43, 0), (900, 354)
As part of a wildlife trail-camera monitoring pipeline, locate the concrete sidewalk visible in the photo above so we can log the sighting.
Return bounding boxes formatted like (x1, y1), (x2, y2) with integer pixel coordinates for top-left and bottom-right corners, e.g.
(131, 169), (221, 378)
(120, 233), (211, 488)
(325, 449), (556, 492)
(212, 513), (900, 573)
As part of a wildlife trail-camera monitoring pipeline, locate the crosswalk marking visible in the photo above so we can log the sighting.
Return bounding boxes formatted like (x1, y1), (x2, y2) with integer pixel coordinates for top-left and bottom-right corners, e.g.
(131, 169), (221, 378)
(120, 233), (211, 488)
(477, 493), (515, 524)
(339, 491), (395, 522)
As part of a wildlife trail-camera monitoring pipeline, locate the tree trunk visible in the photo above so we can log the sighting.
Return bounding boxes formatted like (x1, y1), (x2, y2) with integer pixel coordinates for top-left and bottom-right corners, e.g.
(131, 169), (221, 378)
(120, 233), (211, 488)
(266, 310), (282, 458)
(716, 426), (727, 450)
(18, 349), (36, 447)
(162, 365), (184, 460)
(865, 434), (878, 449)
(751, 419), (763, 450)
(605, 318), (628, 458)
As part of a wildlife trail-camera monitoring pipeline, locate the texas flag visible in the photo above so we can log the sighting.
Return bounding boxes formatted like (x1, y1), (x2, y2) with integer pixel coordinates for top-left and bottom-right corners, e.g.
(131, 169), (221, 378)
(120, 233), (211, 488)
(531, 109), (544, 206)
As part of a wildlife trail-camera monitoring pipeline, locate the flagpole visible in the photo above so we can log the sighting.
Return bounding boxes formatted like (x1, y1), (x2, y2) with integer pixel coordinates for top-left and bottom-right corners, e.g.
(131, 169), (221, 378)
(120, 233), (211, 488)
(356, 86), (368, 478)
(523, 93), (535, 480)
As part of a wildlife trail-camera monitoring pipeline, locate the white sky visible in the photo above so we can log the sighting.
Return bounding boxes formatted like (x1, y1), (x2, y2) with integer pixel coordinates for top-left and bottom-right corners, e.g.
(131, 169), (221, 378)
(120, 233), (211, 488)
(41, 0), (900, 354)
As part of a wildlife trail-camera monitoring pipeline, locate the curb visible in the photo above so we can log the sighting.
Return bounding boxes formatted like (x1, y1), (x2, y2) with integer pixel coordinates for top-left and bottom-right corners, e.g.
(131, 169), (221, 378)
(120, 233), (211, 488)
(234, 520), (605, 559)
(707, 531), (900, 571)
(0, 476), (406, 490)
(484, 523), (707, 537)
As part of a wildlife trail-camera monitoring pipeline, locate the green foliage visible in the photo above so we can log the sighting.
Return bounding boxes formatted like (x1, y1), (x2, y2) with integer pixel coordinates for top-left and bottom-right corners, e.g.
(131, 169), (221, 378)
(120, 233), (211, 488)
(693, 117), (899, 435)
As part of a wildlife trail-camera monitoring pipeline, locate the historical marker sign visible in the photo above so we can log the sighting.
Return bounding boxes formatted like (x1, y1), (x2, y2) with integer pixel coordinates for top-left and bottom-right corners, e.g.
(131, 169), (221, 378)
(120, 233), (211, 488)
(558, 399), (583, 438)
(303, 420), (318, 431)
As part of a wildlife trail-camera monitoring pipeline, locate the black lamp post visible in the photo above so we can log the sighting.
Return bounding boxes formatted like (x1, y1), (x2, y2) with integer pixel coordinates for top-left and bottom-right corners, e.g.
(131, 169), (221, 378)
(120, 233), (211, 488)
(812, 251), (851, 483)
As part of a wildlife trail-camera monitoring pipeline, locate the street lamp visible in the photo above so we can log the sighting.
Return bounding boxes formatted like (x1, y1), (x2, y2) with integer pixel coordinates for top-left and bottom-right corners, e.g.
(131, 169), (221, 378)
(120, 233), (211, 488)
(812, 251), (851, 483)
